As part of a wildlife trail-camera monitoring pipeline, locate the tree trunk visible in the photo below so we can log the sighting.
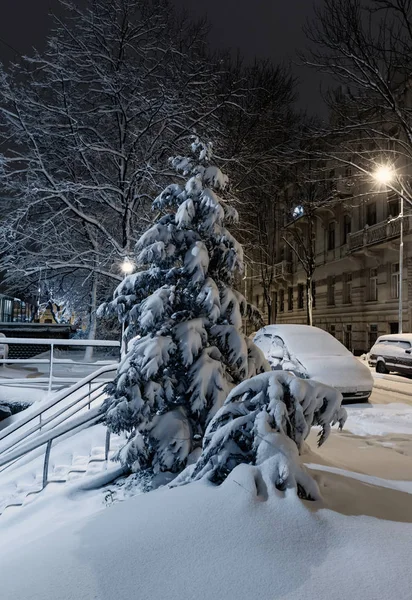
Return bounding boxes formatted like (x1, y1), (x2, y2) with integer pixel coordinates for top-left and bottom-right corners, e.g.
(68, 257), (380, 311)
(306, 276), (313, 326)
(84, 273), (98, 361)
(266, 297), (272, 325)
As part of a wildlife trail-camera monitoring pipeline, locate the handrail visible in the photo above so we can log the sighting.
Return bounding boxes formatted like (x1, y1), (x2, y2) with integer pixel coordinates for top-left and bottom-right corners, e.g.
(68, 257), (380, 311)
(0, 363), (115, 443)
(0, 382), (108, 455)
(0, 406), (102, 468)
(38, 387), (107, 434)
(0, 362), (122, 507)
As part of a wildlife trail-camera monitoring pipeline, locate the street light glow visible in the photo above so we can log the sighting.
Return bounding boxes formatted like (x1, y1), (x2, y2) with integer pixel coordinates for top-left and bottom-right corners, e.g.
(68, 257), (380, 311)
(373, 164), (395, 185)
(121, 257), (134, 275)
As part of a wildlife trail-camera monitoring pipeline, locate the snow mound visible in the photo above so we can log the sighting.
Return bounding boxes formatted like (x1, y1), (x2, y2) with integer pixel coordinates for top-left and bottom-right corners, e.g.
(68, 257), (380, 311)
(1, 464), (412, 600)
(344, 403), (412, 436)
(176, 371), (346, 500)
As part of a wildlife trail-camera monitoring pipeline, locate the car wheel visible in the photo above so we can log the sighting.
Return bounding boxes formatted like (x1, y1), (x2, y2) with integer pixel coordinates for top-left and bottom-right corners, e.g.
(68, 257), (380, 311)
(376, 361), (388, 374)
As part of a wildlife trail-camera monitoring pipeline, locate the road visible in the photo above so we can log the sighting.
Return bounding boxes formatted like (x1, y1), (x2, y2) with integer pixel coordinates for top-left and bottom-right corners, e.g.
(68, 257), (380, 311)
(305, 366), (412, 503)
(370, 370), (412, 405)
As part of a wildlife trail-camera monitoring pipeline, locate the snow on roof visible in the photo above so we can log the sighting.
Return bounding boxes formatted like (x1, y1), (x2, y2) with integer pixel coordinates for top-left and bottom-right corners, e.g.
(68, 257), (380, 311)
(377, 333), (412, 341)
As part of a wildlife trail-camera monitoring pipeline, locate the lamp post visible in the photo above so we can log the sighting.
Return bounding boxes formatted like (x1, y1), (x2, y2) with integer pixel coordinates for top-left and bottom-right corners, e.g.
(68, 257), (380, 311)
(120, 257), (135, 356)
(372, 165), (404, 333)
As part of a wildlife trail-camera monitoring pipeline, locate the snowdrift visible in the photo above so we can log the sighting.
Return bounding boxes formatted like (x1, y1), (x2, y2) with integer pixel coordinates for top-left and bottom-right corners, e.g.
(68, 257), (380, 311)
(1, 459), (412, 600)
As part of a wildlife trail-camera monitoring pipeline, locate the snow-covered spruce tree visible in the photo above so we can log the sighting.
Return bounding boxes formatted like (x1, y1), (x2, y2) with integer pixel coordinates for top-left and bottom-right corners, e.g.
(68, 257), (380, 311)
(99, 139), (269, 476)
(175, 371), (347, 500)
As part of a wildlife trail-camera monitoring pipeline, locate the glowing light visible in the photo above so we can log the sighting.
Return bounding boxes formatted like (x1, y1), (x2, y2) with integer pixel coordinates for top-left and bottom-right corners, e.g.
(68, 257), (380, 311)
(121, 257), (134, 275)
(373, 165), (395, 185)
(293, 205), (304, 218)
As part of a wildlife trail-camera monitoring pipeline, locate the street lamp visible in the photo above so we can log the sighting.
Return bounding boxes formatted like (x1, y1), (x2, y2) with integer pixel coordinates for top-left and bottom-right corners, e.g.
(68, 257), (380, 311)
(373, 164), (395, 185)
(120, 257), (135, 275)
(120, 257), (135, 356)
(372, 165), (404, 333)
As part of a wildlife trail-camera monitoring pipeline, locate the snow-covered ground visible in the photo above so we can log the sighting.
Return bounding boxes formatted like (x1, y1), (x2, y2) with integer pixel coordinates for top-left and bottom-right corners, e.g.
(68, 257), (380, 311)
(0, 385), (45, 416)
(0, 395), (412, 599)
(344, 402), (412, 436)
(1, 461), (412, 600)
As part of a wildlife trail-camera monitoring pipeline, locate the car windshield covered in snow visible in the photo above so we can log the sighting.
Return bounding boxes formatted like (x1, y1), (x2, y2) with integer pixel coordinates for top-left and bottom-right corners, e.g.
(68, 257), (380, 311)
(270, 326), (351, 357)
(254, 325), (351, 364)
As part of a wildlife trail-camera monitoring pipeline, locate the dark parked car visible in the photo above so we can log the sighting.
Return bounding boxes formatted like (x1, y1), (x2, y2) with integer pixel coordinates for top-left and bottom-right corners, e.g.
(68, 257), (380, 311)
(369, 334), (412, 375)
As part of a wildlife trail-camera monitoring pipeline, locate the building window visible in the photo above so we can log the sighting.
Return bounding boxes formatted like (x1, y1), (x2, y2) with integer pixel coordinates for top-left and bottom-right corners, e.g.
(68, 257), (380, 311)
(344, 324), (352, 351)
(328, 222), (335, 250)
(343, 273), (352, 304)
(327, 276), (335, 306)
(366, 202), (377, 226)
(391, 263), (400, 299)
(345, 165), (352, 177)
(0, 298), (13, 322)
(312, 281), (316, 309)
(279, 289), (284, 313)
(369, 324), (378, 348)
(297, 284), (304, 309)
(329, 324), (336, 337)
(343, 214), (352, 245)
(288, 287), (293, 311)
(388, 196), (400, 218)
(369, 268), (378, 301)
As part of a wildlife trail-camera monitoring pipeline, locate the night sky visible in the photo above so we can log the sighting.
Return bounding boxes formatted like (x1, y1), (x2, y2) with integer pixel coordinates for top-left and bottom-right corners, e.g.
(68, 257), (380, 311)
(0, 0), (327, 114)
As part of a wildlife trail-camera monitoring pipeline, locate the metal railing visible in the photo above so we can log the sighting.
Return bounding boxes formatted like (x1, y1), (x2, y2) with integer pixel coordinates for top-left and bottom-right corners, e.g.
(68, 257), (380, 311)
(0, 363), (119, 494)
(0, 363), (116, 450)
(0, 338), (120, 391)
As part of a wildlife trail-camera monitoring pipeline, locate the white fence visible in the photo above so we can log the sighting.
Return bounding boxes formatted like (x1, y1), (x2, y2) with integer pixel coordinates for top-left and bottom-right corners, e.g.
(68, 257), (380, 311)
(0, 338), (120, 392)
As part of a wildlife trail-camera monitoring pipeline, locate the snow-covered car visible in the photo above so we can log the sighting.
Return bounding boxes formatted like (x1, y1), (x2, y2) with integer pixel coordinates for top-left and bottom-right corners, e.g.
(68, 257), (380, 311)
(0, 333), (8, 364)
(254, 324), (373, 403)
(368, 333), (412, 375)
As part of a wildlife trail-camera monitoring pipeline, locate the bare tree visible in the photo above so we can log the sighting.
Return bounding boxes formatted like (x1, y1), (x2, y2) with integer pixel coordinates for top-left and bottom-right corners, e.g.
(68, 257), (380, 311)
(256, 208), (277, 323)
(282, 164), (333, 326)
(303, 0), (412, 199)
(216, 60), (300, 323)
(0, 0), (240, 332)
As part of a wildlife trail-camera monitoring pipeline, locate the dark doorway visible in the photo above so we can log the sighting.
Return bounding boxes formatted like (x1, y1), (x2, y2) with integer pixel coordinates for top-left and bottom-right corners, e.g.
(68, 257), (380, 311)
(389, 322), (399, 334)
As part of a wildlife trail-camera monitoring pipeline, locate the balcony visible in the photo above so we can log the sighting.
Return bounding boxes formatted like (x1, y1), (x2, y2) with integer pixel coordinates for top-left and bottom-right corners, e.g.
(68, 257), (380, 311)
(274, 260), (292, 278)
(348, 215), (412, 252)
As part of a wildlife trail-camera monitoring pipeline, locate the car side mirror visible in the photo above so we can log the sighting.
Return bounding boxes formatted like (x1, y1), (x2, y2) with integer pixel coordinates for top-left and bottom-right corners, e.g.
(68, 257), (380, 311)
(405, 349), (411, 354)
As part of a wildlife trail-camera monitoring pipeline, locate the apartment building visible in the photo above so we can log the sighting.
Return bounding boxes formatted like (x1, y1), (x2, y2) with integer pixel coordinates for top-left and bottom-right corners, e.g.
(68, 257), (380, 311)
(248, 173), (410, 355)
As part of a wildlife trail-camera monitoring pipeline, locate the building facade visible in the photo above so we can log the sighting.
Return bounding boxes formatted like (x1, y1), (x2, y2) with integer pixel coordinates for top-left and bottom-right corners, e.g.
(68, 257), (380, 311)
(249, 174), (410, 355)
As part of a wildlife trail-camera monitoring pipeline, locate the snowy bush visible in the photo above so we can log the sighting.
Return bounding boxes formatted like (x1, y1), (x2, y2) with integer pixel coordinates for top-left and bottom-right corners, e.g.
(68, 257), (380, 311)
(175, 371), (347, 500)
(100, 138), (269, 475)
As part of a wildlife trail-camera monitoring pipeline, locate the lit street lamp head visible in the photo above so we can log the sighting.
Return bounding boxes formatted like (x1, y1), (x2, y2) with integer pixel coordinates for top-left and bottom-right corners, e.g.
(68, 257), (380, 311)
(121, 257), (134, 275)
(373, 164), (395, 185)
